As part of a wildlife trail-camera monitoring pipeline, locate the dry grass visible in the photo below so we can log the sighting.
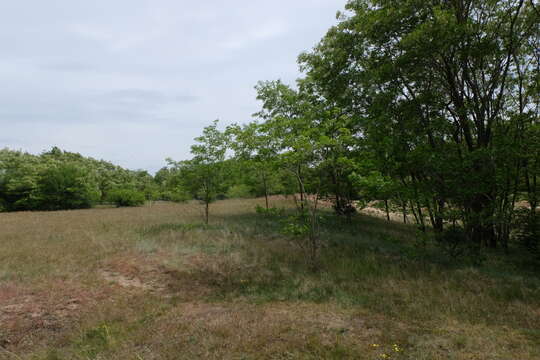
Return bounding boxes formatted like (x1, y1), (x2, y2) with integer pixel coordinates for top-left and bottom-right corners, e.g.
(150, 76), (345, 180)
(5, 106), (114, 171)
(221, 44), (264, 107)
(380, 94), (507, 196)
(0, 198), (539, 359)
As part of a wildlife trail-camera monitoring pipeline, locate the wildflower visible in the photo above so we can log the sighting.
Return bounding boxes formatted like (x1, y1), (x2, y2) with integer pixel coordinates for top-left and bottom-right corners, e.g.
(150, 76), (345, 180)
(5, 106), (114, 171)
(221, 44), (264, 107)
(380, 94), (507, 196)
(371, 343), (380, 348)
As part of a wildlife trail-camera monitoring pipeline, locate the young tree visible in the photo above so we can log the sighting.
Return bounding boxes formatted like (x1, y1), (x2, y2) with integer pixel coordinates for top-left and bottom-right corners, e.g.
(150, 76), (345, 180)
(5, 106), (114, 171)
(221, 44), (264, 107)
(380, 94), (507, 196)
(186, 120), (229, 224)
(227, 121), (279, 209)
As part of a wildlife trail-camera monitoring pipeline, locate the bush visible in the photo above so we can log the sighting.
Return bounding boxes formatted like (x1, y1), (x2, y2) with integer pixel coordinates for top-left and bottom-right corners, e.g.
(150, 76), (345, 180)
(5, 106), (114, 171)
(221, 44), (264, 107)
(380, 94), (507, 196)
(36, 163), (100, 211)
(226, 184), (253, 199)
(255, 205), (285, 216)
(435, 226), (468, 259)
(434, 226), (485, 265)
(107, 188), (146, 207)
(162, 187), (191, 203)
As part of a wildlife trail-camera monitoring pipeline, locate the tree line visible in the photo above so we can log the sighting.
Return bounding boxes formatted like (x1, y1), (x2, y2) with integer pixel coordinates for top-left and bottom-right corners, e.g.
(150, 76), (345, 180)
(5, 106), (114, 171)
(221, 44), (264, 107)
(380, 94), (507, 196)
(0, 147), (156, 210)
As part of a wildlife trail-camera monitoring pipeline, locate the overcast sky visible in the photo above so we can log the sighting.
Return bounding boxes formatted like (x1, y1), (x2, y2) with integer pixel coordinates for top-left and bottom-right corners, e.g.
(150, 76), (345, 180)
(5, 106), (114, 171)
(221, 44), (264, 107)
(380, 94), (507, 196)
(0, 1), (342, 172)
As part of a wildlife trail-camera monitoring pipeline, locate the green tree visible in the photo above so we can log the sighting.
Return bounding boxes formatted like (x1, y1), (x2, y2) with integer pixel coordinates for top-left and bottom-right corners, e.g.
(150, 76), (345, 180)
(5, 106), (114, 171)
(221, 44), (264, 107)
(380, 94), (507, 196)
(227, 121), (280, 209)
(300, 0), (539, 248)
(182, 120), (230, 224)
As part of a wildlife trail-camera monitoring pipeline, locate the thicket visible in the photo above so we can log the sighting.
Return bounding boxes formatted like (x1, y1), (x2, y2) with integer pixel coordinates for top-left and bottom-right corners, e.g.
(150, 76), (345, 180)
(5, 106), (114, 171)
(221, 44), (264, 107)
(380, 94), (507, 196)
(0, 147), (156, 211)
(107, 188), (146, 208)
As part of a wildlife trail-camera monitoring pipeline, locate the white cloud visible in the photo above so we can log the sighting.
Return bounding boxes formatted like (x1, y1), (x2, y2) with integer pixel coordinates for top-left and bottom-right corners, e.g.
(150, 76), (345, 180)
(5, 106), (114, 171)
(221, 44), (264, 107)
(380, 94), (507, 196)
(221, 21), (289, 50)
(0, 0), (342, 172)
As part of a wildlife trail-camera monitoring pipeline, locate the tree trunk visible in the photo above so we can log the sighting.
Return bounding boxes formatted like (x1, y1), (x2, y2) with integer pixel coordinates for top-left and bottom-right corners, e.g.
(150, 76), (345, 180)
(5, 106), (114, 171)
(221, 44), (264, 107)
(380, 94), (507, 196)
(402, 200), (407, 224)
(469, 194), (496, 248)
(416, 200), (426, 232)
(262, 173), (269, 210)
(297, 165), (304, 211)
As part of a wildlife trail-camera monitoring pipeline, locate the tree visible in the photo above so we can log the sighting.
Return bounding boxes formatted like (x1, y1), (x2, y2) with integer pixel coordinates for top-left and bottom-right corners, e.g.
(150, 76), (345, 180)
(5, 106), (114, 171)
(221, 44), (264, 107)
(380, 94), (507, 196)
(227, 121), (279, 209)
(185, 120), (229, 224)
(300, 0), (539, 248)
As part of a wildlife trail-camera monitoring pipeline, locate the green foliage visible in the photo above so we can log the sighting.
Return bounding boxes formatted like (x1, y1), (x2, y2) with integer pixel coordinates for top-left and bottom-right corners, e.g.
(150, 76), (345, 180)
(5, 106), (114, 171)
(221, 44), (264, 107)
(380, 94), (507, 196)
(281, 214), (311, 238)
(295, 0), (539, 251)
(0, 147), (158, 212)
(36, 163), (100, 211)
(161, 186), (191, 203)
(166, 0), (537, 264)
(255, 205), (285, 217)
(167, 120), (230, 223)
(434, 226), (470, 259)
(76, 324), (114, 358)
(140, 222), (220, 237)
(226, 184), (253, 199)
(107, 188), (146, 207)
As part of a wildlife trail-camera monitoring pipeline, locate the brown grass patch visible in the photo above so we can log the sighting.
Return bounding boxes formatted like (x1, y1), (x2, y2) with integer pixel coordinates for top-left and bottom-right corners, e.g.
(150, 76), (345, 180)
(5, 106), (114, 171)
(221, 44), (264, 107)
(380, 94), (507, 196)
(131, 301), (384, 359)
(0, 280), (113, 352)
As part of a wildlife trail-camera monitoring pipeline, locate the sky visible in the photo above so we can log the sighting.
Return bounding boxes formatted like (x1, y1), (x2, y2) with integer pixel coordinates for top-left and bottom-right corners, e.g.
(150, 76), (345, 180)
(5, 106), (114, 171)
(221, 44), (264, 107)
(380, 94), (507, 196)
(0, 1), (343, 172)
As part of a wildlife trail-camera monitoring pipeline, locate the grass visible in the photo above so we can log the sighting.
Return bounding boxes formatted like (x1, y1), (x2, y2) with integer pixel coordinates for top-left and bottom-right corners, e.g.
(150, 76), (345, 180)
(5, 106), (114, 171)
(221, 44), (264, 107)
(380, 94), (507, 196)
(0, 197), (539, 359)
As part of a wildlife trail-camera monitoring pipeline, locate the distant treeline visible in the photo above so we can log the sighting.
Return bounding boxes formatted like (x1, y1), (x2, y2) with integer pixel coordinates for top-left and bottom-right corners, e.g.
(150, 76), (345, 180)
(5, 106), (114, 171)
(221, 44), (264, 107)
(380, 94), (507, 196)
(0, 147), (296, 212)
(0, 147), (156, 211)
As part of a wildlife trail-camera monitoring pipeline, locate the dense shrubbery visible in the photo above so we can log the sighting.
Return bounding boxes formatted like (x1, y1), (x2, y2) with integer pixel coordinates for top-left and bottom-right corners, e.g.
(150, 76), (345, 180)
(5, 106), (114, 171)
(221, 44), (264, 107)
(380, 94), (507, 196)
(226, 184), (253, 199)
(0, 147), (157, 212)
(107, 188), (146, 207)
(160, 186), (191, 203)
(36, 163), (100, 211)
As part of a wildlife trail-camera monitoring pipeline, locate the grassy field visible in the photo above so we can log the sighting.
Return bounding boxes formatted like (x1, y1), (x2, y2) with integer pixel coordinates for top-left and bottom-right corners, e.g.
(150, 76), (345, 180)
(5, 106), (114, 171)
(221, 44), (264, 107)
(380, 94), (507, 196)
(1, 198), (539, 359)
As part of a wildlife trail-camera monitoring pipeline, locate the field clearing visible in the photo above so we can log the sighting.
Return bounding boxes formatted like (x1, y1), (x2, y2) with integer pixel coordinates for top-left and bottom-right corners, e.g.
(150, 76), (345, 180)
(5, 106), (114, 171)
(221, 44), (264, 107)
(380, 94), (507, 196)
(1, 198), (539, 359)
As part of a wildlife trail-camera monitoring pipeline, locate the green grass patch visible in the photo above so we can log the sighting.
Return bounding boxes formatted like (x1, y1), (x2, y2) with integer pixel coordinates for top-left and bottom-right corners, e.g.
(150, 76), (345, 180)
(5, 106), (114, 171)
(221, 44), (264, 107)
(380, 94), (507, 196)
(139, 222), (222, 237)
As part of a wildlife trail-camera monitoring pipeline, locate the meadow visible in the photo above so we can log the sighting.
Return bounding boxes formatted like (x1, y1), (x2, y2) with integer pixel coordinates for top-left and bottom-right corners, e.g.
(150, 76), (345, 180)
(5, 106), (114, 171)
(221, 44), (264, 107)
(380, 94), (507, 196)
(1, 198), (539, 359)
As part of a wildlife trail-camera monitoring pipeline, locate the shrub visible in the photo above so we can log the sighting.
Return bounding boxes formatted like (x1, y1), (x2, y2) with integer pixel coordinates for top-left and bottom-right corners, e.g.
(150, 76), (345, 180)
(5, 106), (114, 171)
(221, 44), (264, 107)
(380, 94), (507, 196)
(435, 226), (468, 258)
(36, 163), (100, 211)
(168, 190), (191, 203)
(107, 188), (146, 207)
(161, 186), (191, 203)
(434, 226), (485, 265)
(226, 184), (253, 199)
(255, 205), (285, 216)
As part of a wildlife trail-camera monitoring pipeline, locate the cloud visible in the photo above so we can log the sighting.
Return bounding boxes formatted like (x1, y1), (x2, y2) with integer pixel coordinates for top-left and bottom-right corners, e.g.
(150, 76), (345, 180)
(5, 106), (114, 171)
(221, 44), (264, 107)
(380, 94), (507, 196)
(0, 0), (342, 172)
(41, 61), (99, 73)
(220, 21), (289, 50)
(99, 89), (197, 105)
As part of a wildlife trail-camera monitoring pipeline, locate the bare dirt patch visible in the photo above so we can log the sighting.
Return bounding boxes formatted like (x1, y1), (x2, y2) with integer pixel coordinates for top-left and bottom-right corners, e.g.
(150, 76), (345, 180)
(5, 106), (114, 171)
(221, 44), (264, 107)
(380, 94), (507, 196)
(99, 269), (154, 290)
(97, 252), (211, 298)
(0, 281), (112, 351)
(99, 256), (170, 295)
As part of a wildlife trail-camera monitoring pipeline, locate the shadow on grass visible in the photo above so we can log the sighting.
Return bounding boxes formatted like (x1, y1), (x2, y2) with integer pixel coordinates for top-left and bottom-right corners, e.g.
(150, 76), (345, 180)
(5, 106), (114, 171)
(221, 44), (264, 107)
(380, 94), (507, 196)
(138, 222), (223, 237)
(185, 209), (540, 334)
